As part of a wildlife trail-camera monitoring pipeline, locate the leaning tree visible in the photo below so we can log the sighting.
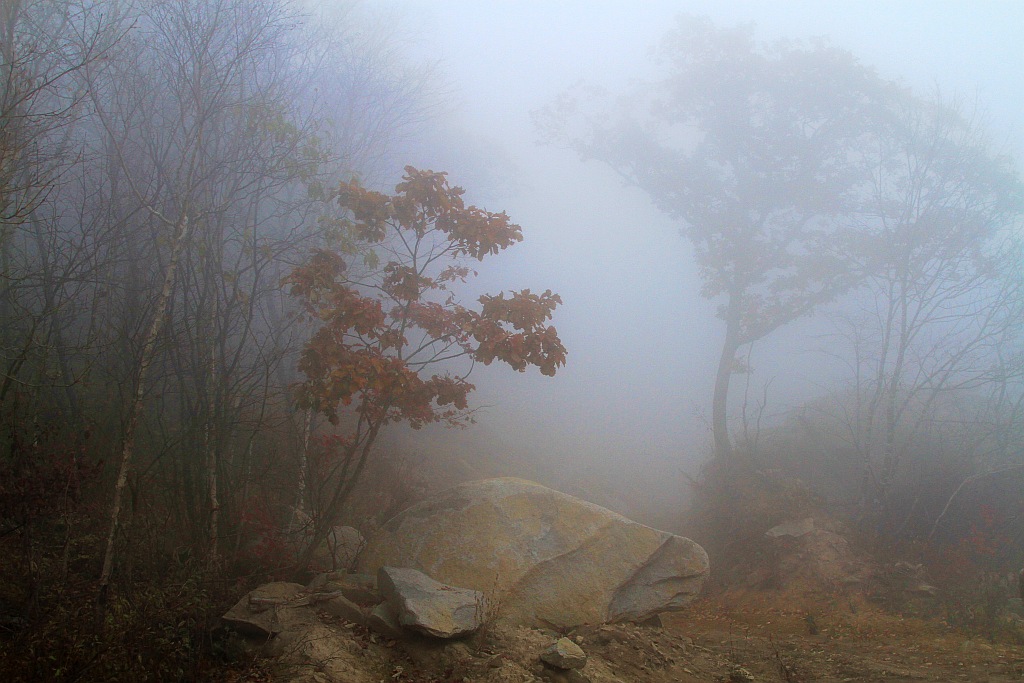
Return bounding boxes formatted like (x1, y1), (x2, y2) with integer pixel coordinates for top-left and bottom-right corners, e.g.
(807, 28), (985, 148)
(538, 16), (891, 458)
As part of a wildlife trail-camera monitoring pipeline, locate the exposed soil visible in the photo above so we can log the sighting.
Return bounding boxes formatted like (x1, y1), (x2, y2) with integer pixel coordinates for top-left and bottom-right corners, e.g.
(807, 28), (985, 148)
(221, 587), (1023, 683)
(663, 589), (1024, 683)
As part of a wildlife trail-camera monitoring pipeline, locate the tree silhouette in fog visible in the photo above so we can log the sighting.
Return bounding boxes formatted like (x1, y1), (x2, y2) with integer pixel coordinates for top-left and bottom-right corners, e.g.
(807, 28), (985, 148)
(539, 16), (891, 458)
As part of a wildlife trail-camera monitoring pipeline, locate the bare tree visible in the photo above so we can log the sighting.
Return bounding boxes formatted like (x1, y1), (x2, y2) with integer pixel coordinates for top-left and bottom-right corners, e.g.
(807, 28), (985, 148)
(0, 0), (123, 419)
(830, 94), (1024, 526)
(81, 0), (331, 595)
(70, 0), (447, 590)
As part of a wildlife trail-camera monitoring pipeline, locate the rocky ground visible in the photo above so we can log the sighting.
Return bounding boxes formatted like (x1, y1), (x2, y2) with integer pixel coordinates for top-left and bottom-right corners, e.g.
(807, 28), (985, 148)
(217, 586), (1023, 683)
(211, 480), (1022, 682)
(210, 477), (1022, 683)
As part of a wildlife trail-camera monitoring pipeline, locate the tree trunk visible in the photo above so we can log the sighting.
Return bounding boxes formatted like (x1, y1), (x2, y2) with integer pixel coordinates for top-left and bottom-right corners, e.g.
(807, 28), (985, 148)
(712, 296), (742, 459)
(96, 212), (190, 618)
(205, 292), (220, 570)
(290, 408), (313, 534)
(294, 420), (381, 574)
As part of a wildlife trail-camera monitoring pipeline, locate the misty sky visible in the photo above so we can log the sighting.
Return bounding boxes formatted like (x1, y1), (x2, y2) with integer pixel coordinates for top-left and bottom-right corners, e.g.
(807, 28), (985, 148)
(376, 0), (1024, 515)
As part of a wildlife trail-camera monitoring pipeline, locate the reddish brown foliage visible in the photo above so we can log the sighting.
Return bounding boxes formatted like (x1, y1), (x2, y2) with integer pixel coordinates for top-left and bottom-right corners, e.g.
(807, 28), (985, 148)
(285, 166), (566, 428)
(282, 167), (566, 565)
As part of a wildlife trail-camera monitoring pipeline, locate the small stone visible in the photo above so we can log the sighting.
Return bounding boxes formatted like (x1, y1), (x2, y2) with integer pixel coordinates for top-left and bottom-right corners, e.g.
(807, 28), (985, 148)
(541, 637), (588, 670)
(729, 665), (755, 682)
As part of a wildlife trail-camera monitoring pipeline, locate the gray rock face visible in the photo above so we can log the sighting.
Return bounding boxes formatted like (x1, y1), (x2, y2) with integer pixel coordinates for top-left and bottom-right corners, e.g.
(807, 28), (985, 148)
(377, 566), (485, 638)
(608, 535), (707, 621)
(358, 478), (709, 628)
(541, 637), (588, 669)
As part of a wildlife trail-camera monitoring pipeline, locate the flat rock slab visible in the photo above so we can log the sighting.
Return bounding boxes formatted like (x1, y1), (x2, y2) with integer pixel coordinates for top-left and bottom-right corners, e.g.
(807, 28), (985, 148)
(378, 566), (485, 638)
(222, 581), (306, 638)
(359, 478), (709, 628)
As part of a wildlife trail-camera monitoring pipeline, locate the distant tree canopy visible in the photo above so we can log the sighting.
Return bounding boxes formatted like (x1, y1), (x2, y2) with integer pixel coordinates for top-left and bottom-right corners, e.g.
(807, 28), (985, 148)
(538, 15), (1023, 461)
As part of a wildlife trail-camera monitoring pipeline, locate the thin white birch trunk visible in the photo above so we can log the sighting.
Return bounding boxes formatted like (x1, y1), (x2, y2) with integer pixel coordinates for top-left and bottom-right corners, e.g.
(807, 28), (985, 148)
(206, 292), (220, 569)
(97, 213), (190, 608)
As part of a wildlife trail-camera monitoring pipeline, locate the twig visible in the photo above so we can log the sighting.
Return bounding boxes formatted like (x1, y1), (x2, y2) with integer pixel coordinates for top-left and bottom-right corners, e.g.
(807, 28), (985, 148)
(928, 463), (1024, 540)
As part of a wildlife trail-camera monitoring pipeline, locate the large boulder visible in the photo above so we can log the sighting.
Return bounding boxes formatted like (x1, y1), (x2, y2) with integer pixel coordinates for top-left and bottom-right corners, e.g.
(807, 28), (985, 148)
(357, 477), (709, 628)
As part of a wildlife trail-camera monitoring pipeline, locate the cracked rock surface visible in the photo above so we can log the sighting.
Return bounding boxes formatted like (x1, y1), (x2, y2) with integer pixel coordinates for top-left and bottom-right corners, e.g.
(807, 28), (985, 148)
(358, 477), (709, 628)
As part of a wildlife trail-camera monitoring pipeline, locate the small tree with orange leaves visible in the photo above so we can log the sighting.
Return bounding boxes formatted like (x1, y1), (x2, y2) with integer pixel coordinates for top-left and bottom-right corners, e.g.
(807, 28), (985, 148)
(284, 167), (566, 568)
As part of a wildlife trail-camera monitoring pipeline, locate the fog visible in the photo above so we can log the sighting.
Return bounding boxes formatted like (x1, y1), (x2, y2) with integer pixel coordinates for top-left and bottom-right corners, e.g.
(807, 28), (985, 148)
(5, 3), (1024, 675)
(353, 0), (1024, 521)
